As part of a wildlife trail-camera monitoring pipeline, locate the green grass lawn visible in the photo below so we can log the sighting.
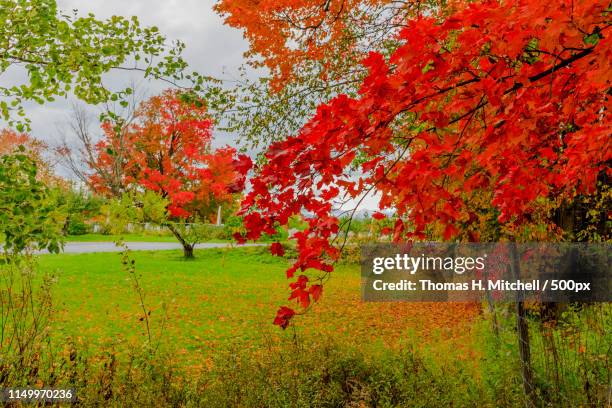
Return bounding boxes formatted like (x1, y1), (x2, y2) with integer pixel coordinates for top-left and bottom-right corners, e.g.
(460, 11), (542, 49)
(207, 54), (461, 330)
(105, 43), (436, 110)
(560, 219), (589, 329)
(38, 247), (479, 370)
(22, 247), (610, 407)
(63, 233), (229, 243)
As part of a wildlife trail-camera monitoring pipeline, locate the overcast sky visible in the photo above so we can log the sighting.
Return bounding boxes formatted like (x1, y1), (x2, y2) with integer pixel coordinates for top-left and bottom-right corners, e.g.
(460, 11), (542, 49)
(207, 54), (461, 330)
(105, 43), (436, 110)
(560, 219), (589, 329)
(2, 0), (249, 146)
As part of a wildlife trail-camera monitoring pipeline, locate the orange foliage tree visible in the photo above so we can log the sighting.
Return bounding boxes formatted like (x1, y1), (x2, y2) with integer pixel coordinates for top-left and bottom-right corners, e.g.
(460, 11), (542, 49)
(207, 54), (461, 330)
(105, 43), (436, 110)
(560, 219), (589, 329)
(216, 0), (442, 88)
(216, 0), (443, 146)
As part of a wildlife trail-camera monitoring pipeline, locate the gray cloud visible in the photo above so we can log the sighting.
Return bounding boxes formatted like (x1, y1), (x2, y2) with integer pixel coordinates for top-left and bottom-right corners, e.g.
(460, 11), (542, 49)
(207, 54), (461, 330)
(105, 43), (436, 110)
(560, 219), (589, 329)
(56, 0), (249, 78)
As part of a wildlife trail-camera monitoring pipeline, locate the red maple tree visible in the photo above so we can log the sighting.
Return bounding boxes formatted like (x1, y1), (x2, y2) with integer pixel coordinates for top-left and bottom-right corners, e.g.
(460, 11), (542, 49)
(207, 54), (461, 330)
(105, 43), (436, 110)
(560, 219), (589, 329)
(234, 0), (611, 328)
(91, 90), (251, 257)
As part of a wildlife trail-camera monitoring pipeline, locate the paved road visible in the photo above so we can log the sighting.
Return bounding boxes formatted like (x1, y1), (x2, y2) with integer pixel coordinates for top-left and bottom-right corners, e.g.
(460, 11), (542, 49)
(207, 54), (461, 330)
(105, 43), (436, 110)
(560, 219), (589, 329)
(35, 242), (262, 254)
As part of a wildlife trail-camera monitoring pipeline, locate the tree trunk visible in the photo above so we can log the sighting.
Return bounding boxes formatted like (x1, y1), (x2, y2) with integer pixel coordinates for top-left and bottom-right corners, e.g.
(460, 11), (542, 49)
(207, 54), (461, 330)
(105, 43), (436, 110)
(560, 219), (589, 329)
(509, 242), (536, 406)
(516, 300), (535, 406)
(183, 244), (194, 259)
(166, 224), (195, 259)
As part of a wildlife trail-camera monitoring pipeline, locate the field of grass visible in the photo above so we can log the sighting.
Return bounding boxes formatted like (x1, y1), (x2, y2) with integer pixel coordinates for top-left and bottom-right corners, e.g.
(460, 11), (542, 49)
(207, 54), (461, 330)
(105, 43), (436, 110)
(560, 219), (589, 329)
(38, 247), (480, 369)
(9, 247), (608, 406)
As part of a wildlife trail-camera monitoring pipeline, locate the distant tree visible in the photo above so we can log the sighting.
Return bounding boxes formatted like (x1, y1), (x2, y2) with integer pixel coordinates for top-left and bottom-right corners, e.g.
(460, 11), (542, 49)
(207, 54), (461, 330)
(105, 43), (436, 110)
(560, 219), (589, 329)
(90, 90), (251, 257)
(54, 93), (142, 194)
(52, 188), (105, 236)
(0, 128), (46, 157)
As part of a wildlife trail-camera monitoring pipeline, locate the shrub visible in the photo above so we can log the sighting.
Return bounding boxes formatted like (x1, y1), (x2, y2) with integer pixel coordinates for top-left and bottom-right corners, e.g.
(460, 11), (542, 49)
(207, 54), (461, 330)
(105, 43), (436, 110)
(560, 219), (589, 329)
(196, 339), (486, 408)
(66, 215), (90, 235)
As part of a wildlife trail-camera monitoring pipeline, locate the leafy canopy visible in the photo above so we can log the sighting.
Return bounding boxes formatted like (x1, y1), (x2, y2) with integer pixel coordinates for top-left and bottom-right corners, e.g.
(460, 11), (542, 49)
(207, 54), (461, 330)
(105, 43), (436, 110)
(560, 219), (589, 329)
(0, 0), (213, 130)
(90, 90), (251, 256)
(217, 0), (441, 147)
(91, 90), (250, 219)
(234, 0), (612, 328)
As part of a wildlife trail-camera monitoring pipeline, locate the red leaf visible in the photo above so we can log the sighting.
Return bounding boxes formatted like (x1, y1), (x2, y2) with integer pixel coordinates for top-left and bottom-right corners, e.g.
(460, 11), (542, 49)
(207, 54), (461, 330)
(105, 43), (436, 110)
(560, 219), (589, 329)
(443, 224), (459, 241)
(372, 211), (386, 220)
(232, 232), (246, 244)
(309, 284), (323, 302)
(273, 306), (295, 329)
(270, 242), (285, 257)
(234, 154), (253, 174)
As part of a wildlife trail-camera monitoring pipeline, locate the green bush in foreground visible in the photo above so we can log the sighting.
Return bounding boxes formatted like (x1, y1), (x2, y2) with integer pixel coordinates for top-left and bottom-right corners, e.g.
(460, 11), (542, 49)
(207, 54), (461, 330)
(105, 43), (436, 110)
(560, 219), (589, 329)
(197, 340), (483, 408)
(0, 336), (488, 407)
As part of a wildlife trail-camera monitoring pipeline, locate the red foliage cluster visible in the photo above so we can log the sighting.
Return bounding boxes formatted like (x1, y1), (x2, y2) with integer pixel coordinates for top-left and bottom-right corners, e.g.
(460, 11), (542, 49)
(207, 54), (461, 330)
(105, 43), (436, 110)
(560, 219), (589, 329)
(235, 0), (611, 327)
(90, 90), (251, 219)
